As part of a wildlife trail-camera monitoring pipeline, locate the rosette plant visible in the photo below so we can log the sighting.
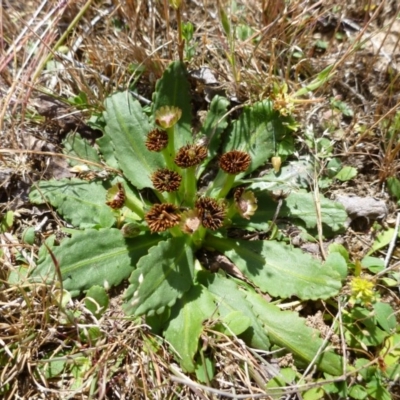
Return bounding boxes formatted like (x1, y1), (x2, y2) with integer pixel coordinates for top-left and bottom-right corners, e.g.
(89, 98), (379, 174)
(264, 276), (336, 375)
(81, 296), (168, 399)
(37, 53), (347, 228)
(30, 61), (348, 375)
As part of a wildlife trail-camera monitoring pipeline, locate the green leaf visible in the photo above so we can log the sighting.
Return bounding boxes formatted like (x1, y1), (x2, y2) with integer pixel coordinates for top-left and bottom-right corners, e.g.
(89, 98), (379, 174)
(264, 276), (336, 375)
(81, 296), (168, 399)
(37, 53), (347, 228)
(103, 91), (164, 189)
(245, 290), (343, 376)
(373, 302), (396, 333)
(21, 227), (36, 245)
(244, 158), (314, 191)
(39, 356), (66, 379)
(303, 387), (325, 400)
(214, 311), (251, 336)
(345, 308), (388, 347)
(361, 256), (384, 274)
(0, 211), (14, 232)
(96, 133), (119, 169)
(29, 179), (115, 229)
(239, 190), (347, 233)
(152, 61), (192, 149)
(164, 284), (215, 372)
(197, 95), (230, 176)
(326, 158), (342, 178)
(348, 385), (368, 400)
(294, 64), (335, 97)
(335, 166), (357, 182)
(283, 191), (347, 232)
(387, 176), (400, 202)
(31, 229), (160, 294)
(368, 228), (396, 255)
(197, 271), (270, 350)
(324, 252), (348, 280)
(123, 237), (194, 316)
(206, 235), (343, 300)
(218, 4), (231, 36)
(63, 132), (100, 167)
(366, 378), (391, 400)
(195, 355), (215, 383)
(224, 100), (293, 176)
(85, 286), (109, 318)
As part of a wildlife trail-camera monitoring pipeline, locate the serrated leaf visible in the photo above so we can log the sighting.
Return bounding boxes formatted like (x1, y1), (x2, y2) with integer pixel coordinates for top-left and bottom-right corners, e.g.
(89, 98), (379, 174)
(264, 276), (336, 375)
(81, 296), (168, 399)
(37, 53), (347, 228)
(244, 158), (314, 191)
(103, 92), (164, 189)
(240, 190), (347, 233)
(29, 179), (115, 229)
(152, 61), (192, 149)
(63, 132), (101, 167)
(164, 284), (215, 372)
(224, 100), (293, 176)
(31, 229), (160, 294)
(197, 271), (270, 350)
(197, 95), (230, 177)
(206, 235), (343, 300)
(245, 290), (343, 376)
(283, 191), (347, 232)
(123, 237), (194, 316)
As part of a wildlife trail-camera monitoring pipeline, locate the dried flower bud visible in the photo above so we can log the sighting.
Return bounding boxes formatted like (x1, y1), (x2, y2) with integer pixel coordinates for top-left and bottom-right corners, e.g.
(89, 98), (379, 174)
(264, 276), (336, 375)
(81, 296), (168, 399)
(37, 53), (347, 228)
(219, 150), (251, 175)
(151, 168), (182, 192)
(155, 106), (182, 129)
(195, 197), (226, 231)
(145, 203), (181, 233)
(121, 223), (141, 238)
(180, 209), (201, 234)
(271, 156), (282, 173)
(106, 182), (125, 209)
(234, 187), (258, 219)
(146, 129), (168, 152)
(175, 144), (207, 168)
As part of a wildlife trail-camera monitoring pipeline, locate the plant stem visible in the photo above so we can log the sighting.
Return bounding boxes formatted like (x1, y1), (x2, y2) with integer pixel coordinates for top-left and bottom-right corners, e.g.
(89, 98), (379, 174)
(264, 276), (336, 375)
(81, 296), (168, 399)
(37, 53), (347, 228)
(125, 193), (145, 219)
(162, 126), (176, 170)
(216, 173), (236, 199)
(167, 191), (177, 205)
(169, 225), (183, 237)
(184, 167), (197, 207)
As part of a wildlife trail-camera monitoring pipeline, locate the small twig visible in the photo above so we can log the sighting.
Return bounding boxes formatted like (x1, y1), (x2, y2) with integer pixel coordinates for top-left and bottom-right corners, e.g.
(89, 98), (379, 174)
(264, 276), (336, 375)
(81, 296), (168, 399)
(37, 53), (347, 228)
(384, 212), (400, 268)
(42, 241), (63, 308)
(0, 148), (120, 174)
(311, 167), (326, 260)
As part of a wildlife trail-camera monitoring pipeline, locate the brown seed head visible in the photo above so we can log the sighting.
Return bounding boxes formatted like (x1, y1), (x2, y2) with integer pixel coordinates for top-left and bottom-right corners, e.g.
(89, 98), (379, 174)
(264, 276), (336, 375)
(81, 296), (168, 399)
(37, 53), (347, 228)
(145, 129), (168, 152)
(195, 197), (226, 231)
(219, 150), (251, 174)
(106, 182), (125, 209)
(145, 203), (181, 233)
(151, 168), (182, 192)
(175, 144), (208, 168)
